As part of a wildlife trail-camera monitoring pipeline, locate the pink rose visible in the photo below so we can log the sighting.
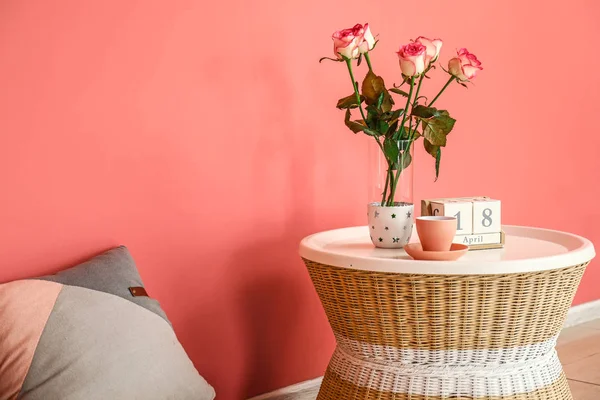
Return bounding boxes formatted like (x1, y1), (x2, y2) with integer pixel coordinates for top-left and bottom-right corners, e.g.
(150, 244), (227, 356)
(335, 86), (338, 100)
(332, 24), (359, 60)
(396, 42), (427, 77)
(415, 36), (443, 65)
(448, 48), (483, 81)
(357, 23), (375, 54)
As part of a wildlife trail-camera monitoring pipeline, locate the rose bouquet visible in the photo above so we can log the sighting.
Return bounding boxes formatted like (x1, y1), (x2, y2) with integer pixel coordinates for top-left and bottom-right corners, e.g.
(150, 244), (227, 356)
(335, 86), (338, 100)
(321, 23), (482, 248)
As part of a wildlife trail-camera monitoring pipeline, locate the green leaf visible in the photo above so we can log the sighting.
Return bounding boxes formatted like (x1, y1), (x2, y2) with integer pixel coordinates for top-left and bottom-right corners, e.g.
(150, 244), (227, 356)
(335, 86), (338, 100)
(401, 126), (412, 140)
(381, 90), (394, 113)
(400, 150), (412, 170)
(422, 121), (447, 146)
(362, 127), (382, 137)
(392, 109), (404, 119)
(365, 104), (379, 115)
(336, 93), (363, 109)
(344, 109), (366, 133)
(344, 109), (382, 136)
(390, 88), (409, 97)
(407, 127), (421, 140)
(379, 109), (403, 126)
(399, 125), (416, 140)
(361, 70), (386, 105)
(383, 137), (400, 162)
(421, 111), (456, 147)
(390, 148), (412, 170)
(413, 107), (456, 147)
(378, 120), (390, 135)
(376, 92), (385, 109)
(423, 139), (442, 181)
(423, 138), (439, 157)
(411, 105), (437, 119)
(380, 111), (392, 120)
(435, 147), (442, 181)
(387, 120), (399, 137)
(365, 105), (378, 128)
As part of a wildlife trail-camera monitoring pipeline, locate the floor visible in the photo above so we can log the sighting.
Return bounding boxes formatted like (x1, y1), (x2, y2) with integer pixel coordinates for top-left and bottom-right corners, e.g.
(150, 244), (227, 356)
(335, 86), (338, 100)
(559, 319), (600, 399)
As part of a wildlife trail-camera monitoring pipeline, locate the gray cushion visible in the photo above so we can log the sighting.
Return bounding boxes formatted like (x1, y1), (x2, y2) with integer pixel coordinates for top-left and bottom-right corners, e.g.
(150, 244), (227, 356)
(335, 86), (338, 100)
(4, 246), (215, 400)
(38, 246), (169, 323)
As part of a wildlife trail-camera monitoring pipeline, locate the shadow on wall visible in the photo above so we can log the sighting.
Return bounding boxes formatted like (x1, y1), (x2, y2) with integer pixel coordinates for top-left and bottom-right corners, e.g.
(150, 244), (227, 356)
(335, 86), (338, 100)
(236, 238), (308, 398)
(174, 55), (325, 399)
(236, 156), (320, 397)
(237, 95), (322, 397)
(234, 57), (322, 398)
(171, 228), (317, 400)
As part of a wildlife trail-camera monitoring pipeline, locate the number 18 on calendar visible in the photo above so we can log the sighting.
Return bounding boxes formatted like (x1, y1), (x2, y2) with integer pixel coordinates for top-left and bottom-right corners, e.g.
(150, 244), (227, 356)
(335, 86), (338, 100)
(427, 197), (503, 249)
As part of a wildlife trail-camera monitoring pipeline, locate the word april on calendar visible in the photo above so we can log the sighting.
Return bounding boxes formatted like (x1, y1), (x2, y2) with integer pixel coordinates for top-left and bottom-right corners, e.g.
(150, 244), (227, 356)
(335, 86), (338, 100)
(421, 196), (505, 250)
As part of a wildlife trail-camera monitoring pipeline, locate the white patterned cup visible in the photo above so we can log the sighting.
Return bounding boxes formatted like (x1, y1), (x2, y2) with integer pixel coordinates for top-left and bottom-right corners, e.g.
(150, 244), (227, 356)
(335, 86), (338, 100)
(368, 202), (414, 249)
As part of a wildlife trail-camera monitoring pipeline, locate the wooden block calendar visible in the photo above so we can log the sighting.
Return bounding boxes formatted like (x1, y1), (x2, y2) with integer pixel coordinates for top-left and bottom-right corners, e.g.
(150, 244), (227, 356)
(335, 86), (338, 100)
(421, 196), (505, 250)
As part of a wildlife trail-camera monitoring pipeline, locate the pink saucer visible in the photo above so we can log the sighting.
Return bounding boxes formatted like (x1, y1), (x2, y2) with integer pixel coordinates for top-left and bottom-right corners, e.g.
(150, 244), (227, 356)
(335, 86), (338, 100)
(404, 243), (469, 261)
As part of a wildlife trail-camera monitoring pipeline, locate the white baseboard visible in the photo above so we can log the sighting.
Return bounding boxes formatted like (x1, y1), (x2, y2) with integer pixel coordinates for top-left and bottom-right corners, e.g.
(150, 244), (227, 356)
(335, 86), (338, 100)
(563, 299), (600, 328)
(247, 377), (322, 400)
(249, 301), (600, 400)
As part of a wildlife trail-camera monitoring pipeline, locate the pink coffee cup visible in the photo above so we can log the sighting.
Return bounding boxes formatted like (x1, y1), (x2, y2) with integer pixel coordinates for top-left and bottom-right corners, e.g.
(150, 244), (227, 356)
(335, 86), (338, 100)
(416, 216), (457, 251)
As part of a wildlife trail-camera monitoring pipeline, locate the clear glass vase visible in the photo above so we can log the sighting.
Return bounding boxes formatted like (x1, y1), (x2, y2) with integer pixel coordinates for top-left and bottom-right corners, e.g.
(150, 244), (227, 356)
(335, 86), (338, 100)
(367, 139), (414, 249)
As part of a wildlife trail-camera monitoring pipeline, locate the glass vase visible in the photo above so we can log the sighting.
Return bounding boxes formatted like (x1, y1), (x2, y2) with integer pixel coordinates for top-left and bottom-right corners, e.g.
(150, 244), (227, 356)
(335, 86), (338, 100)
(367, 139), (414, 249)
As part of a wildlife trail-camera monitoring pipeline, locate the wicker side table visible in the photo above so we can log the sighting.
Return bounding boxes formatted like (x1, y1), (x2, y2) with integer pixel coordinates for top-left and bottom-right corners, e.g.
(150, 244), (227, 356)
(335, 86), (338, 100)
(300, 225), (595, 400)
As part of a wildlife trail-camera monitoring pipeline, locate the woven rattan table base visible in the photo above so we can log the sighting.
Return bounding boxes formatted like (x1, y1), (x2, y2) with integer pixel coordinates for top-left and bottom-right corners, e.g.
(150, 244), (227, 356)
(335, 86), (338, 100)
(304, 260), (588, 400)
(304, 260), (587, 352)
(318, 369), (572, 400)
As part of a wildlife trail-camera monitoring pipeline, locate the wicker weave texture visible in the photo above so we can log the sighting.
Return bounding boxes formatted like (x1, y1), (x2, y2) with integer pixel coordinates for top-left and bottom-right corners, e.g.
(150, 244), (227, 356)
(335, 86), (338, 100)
(304, 259), (587, 355)
(318, 368), (573, 400)
(334, 334), (558, 365)
(327, 346), (564, 397)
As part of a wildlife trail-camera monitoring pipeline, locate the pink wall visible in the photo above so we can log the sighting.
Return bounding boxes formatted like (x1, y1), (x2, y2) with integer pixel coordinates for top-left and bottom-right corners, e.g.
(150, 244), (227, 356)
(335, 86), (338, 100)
(1, 0), (599, 398)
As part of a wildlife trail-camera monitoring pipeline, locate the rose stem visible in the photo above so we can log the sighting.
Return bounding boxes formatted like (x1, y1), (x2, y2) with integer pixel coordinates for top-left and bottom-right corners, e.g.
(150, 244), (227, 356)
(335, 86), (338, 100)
(364, 52), (373, 71)
(397, 77), (415, 140)
(389, 76), (415, 205)
(429, 76), (455, 106)
(344, 58), (367, 123)
(381, 162), (390, 206)
(405, 73), (426, 149)
(373, 136), (390, 205)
